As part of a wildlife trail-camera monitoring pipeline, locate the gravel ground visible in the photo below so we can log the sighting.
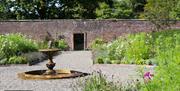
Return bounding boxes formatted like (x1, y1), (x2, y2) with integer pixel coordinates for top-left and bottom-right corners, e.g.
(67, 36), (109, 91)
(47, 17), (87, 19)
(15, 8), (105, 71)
(0, 51), (154, 91)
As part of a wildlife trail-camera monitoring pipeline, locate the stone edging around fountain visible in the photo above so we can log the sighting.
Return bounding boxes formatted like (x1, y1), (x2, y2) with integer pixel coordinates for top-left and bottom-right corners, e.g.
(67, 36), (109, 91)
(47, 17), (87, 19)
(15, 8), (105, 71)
(18, 69), (90, 80)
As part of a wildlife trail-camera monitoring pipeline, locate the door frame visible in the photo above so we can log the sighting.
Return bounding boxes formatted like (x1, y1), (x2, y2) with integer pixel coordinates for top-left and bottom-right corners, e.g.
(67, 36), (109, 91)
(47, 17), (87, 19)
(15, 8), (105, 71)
(72, 32), (87, 50)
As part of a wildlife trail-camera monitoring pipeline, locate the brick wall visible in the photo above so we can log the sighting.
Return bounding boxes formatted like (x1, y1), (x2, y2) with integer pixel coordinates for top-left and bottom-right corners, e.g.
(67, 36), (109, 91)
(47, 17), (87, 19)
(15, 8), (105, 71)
(0, 19), (179, 50)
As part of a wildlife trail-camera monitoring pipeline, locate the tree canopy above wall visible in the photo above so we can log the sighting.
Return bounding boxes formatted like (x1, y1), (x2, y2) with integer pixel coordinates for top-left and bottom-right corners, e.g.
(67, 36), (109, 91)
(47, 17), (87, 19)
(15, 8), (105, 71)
(0, 0), (179, 20)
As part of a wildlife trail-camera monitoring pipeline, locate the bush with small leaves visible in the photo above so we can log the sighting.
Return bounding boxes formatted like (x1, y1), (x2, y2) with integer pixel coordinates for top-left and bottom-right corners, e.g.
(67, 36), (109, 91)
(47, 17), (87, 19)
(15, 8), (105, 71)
(91, 29), (180, 65)
(0, 33), (38, 64)
(8, 56), (27, 64)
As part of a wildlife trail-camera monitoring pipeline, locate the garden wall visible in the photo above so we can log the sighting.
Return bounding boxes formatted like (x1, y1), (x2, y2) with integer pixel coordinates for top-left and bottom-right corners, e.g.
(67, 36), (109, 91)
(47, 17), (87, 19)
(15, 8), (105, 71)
(0, 19), (180, 50)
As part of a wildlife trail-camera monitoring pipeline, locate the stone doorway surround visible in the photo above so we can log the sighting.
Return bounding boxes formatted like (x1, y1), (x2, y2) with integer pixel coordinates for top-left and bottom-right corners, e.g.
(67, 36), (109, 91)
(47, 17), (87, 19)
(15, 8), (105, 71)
(72, 32), (87, 50)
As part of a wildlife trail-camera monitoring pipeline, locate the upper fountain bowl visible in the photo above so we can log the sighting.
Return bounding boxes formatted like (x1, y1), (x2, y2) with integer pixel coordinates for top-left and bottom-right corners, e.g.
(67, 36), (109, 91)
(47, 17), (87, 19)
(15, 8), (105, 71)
(39, 48), (60, 52)
(39, 48), (60, 53)
(39, 48), (61, 56)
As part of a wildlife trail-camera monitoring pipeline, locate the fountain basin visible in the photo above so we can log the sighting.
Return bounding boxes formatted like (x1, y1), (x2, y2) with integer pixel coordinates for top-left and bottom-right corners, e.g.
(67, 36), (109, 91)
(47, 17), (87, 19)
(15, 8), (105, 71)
(18, 69), (89, 80)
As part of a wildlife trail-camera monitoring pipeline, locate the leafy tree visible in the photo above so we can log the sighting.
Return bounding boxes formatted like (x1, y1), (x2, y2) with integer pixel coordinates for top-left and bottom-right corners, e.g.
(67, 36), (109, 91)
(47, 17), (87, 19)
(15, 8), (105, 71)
(0, 0), (149, 19)
(95, 2), (112, 19)
(129, 0), (147, 18)
(0, 1), (6, 19)
(96, 0), (134, 19)
(142, 0), (179, 31)
(59, 0), (101, 19)
(0, 0), (106, 19)
(0, 0), (48, 19)
(171, 0), (180, 20)
(0, 0), (15, 19)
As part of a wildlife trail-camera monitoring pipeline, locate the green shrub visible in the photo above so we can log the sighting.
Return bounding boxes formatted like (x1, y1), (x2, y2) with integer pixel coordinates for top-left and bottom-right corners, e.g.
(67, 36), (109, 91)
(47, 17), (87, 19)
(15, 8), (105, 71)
(38, 39), (68, 50)
(55, 39), (68, 50)
(8, 56), (27, 64)
(0, 33), (38, 64)
(91, 29), (180, 65)
(82, 30), (180, 91)
(90, 38), (108, 63)
(0, 58), (8, 65)
(37, 41), (48, 49)
(124, 33), (152, 64)
(140, 45), (180, 91)
(90, 38), (106, 50)
(96, 57), (105, 64)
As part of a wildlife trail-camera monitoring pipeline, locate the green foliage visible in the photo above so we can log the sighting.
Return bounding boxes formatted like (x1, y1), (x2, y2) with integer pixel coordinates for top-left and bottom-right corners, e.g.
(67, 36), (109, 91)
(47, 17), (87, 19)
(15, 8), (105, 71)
(90, 30), (180, 91)
(37, 41), (49, 49)
(8, 56), (27, 64)
(37, 39), (68, 50)
(0, 33), (38, 64)
(90, 38), (109, 64)
(0, 0), (179, 19)
(124, 33), (152, 64)
(0, 0), (104, 19)
(90, 38), (106, 50)
(55, 39), (68, 50)
(140, 45), (180, 91)
(150, 36), (180, 91)
(92, 30), (180, 65)
(129, 0), (147, 18)
(172, 1), (180, 20)
(0, 0), (148, 19)
(0, 56), (27, 64)
(0, 0), (7, 19)
(142, 0), (180, 30)
(96, 2), (112, 19)
(96, 0), (134, 19)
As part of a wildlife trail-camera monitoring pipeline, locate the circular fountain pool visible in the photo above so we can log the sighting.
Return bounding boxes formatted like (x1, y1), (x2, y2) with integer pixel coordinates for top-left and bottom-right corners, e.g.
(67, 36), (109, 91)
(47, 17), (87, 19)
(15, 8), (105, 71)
(18, 69), (89, 80)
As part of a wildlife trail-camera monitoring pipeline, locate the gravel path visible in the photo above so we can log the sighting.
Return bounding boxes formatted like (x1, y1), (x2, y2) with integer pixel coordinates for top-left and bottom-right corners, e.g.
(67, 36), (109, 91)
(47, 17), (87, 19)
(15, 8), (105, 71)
(0, 51), (154, 91)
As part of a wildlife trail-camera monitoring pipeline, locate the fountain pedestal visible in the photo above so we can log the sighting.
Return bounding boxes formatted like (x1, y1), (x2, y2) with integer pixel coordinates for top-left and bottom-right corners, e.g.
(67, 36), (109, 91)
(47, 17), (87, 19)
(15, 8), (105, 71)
(45, 62), (56, 74)
(39, 49), (60, 75)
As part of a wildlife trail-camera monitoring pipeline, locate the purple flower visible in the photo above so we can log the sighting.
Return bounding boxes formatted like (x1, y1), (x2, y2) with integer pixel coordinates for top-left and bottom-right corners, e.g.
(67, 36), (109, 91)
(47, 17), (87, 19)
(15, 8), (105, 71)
(144, 72), (153, 79)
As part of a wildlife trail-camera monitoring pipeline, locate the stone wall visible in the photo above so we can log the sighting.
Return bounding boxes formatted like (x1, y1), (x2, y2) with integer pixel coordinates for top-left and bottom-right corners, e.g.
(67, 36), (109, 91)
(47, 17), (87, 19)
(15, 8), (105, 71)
(0, 19), (180, 50)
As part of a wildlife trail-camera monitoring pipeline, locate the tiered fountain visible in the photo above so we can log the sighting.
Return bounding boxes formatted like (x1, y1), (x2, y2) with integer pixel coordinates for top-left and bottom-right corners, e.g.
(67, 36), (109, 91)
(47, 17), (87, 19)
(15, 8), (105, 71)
(18, 41), (88, 80)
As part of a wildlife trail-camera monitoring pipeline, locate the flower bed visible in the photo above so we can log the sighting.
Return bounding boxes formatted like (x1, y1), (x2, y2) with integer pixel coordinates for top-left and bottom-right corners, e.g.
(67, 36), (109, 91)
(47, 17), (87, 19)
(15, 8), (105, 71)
(0, 33), (38, 64)
(91, 29), (180, 65)
(89, 29), (180, 91)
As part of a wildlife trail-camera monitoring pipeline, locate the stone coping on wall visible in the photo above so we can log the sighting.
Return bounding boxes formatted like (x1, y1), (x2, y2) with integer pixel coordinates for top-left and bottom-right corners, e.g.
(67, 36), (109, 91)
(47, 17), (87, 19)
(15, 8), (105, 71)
(0, 19), (154, 22)
(0, 19), (180, 23)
